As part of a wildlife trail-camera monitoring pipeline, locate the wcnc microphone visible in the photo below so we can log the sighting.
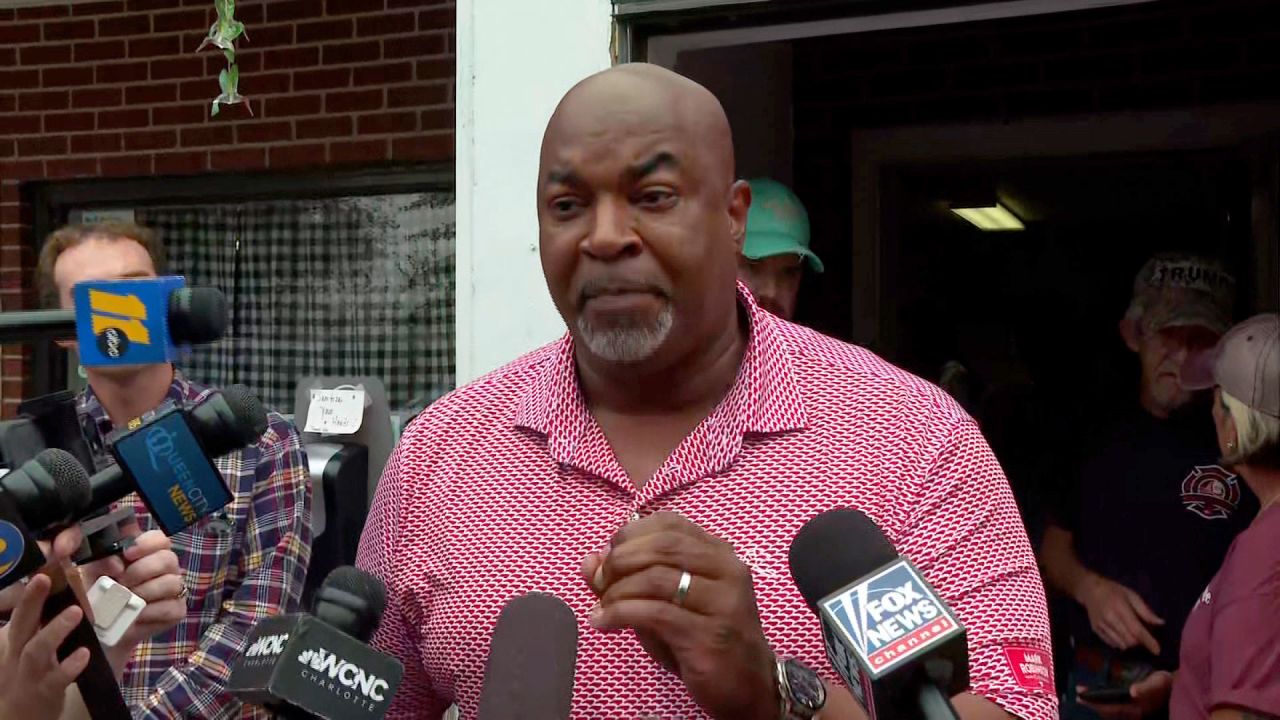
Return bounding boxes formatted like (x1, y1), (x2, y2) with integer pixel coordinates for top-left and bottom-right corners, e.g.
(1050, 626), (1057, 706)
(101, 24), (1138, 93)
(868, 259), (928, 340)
(790, 509), (969, 720)
(228, 566), (405, 720)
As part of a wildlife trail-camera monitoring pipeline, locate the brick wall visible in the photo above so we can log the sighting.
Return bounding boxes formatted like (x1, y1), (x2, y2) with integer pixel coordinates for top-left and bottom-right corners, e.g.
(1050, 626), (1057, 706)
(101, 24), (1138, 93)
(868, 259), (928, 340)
(791, 0), (1280, 341)
(0, 0), (455, 417)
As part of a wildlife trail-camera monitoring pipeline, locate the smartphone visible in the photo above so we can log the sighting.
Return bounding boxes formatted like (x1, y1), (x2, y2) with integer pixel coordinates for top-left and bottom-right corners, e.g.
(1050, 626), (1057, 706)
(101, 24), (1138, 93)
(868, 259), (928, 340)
(1078, 686), (1134, 704)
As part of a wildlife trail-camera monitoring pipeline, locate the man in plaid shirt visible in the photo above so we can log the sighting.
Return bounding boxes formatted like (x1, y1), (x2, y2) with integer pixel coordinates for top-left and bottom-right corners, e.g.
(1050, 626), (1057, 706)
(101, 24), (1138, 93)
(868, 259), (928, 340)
(35, 221), (313, 719)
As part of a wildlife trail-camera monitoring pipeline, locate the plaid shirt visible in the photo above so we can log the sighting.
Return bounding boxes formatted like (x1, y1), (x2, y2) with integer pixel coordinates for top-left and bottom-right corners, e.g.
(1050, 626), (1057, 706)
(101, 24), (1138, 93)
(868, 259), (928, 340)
(81, 373), (312, 719)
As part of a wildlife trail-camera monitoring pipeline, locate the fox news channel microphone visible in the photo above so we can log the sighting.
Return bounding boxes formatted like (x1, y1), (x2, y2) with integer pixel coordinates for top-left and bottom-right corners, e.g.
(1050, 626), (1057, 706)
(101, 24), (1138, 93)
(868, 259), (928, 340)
(227, 566), (404, 720)
(789, 509), (969, 720)
(81, 384), (267, 538)
(0, 448), (92, 591)
(476, 592), (577, 720)
(0, 280), (226, 348)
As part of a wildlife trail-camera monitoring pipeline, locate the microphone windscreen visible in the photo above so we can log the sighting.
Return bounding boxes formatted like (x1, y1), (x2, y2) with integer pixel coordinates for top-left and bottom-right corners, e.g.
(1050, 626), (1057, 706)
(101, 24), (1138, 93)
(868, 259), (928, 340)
(477, 592), (578, 720)
(788, 508), (898, 610)
(168, 287), (228, 345)
(221, 384), (268, 441)
(36, 448), (92, 515)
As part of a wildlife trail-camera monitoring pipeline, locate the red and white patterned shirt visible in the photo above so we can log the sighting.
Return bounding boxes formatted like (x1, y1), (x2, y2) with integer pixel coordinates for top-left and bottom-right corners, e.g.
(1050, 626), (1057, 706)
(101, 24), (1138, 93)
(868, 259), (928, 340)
(357, 288), (1056, 720)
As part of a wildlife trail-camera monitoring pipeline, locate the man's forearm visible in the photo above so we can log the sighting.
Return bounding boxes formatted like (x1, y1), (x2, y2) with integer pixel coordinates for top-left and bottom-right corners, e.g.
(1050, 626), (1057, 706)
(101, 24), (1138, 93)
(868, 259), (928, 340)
(1040, 525), (1096, 601)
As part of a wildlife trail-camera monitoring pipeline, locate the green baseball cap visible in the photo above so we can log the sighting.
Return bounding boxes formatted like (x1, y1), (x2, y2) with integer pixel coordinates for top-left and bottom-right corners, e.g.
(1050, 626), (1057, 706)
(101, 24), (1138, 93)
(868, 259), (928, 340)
(743, 178), (824, 273)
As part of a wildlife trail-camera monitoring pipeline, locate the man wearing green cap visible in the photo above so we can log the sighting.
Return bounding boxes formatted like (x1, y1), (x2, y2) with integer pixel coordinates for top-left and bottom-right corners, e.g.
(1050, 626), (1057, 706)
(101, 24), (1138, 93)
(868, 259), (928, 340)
(737, 178), (823, 320)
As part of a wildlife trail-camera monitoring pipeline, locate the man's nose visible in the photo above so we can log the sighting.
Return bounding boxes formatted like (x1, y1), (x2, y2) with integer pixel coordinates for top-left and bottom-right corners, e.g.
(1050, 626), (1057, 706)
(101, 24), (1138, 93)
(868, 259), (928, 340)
(582, 197), (640, 261)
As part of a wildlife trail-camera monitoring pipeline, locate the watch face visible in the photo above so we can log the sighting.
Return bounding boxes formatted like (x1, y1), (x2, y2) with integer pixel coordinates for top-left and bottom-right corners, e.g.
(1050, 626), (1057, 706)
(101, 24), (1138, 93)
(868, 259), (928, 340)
(784, 659), (827, 711)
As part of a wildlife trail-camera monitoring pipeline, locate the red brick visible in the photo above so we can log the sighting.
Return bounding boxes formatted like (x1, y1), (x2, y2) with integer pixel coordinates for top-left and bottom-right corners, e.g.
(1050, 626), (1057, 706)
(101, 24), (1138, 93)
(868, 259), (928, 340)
(329, 138), (387, 165)
(150, 57), (204, 80)
(0, 48), (15, 67)
(244, 71), (293, 95)
(0, 159), (43, 180)
(297, 19), (353, 43)
(75, 39), (127, 63)
(73, 87), (123, 108)
(45, 157), (100, 179)
(417, 8), (453, 32)
(0, 24), (40, 44)
(205, 51), (263, 75)
(419, 107), (452, 131)
(385, 34), (447, 59)
(17, 5), (67, 18)
(129, 36), (181, 58)
(19, 45), (71, 65)
(296, 115), (353, 139)
(210, 147), (266, 171)
(389, 132), (455, 160)
(415, 58), (453, 81)
(269, 143), (327, 168)
(16, 136), (68, 157)
(152, 104), (206, 126)
(43, 112), (96, 133)
(125, 83), (179, 105)
(388, 0), (444, 7)
(127, 0), (176, 11)
(98, 13), (151, 37)
(41, 66), (96, 88)
(249, 23), (295, 48)
(294, 67), (352, 92)
(0, 114), (41, 135)
(152, 8), (207, 33)
(0, 140), (12, 159)
(326, 0), (384, 15)
(96, 60), (148, 84)
(354, 61), (413, 86)
(325, 88), (382, 113)
(323, 40), (381, 65)
(100, 155), (154, 177)
(0, 70), (39, 91)
(0, 96), (13, 113)
(236, 121), (293, 144)
(357, 11), (416, 37)
(97, 108), (150, 129)
(123, 130), (177, 151)
(73, 2), (126, 16)
(180, 79), (216, 102)
(154, 150), (209, 175)
(264, 94), (323, 117)
(235, 2), (264, 24)
(71, 133), (123, 154)
(43, 20), (96, 42)
(357, 110), (417, 135)
(262, 46), (320, 71)
(18, 90), (70, 112)
(180, 125), (234, 147)
(388, 83), (448, 108)
(266, 0), (314, 23)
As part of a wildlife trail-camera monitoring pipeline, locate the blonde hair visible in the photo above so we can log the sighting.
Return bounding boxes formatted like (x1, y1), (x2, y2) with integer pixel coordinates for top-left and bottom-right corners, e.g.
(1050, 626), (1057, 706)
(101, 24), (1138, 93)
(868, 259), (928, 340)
(35, 222), (167, 308)
(1221, 390), (1280, 468)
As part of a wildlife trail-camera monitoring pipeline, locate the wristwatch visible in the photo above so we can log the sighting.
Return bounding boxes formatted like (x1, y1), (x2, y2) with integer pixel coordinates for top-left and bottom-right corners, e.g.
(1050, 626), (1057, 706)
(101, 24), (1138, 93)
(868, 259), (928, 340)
(776, 657), (827, 720)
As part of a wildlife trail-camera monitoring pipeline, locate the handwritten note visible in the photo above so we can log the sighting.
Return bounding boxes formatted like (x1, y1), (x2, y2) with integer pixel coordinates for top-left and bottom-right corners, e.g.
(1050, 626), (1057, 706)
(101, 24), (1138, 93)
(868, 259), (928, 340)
(304, 388), (365, 434)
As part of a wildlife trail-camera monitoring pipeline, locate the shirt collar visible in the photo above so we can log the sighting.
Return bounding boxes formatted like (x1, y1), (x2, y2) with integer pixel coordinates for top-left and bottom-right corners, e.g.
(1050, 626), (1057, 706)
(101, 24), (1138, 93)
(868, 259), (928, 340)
(514, 282), (808, 448)
(80, 368), (200, 434)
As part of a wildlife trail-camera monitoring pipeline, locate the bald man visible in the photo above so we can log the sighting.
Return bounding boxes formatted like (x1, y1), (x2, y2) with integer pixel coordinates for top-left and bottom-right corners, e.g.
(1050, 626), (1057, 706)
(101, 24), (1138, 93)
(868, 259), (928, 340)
(358, 64), (1056, 720)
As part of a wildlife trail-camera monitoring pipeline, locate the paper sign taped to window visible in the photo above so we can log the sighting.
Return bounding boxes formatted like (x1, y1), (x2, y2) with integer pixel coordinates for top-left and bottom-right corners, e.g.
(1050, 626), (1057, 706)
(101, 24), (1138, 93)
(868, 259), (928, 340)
(77, 209), (136, 225)
(304, 388), (365, 434)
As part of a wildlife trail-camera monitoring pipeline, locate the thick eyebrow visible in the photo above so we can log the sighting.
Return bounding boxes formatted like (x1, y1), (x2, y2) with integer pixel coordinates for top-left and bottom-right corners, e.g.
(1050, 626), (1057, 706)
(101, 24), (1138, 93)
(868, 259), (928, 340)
(544, 168), (583, 187)
(627, 152), (678, 181)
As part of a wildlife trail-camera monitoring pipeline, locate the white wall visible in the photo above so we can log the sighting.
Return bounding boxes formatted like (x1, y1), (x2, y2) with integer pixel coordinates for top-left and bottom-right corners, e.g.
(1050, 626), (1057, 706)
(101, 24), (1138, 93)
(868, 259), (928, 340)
(454, 0), (615, 384)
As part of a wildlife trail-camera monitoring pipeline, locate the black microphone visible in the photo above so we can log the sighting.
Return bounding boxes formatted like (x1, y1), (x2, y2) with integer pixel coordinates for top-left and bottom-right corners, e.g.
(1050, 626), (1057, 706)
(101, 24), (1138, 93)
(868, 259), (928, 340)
(227, 566), (404, 720)
(0, 286), (229, 345)
(84, 384), (267, 536)
(476, 592), (578, 720)
(0, 448), (93, 591)
(789, 509), (968, 720)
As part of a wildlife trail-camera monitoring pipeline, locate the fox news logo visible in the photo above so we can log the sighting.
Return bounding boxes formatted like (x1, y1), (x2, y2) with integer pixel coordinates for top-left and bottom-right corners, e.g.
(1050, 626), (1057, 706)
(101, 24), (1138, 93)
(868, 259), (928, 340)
(821, 559), (959, 675)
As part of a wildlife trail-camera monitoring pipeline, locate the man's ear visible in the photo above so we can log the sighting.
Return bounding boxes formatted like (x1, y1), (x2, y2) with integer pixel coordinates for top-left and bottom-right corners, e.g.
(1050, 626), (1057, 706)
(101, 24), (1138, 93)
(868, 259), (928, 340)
(728, 180), (751, 254)
(1119, 317), (1142, 353)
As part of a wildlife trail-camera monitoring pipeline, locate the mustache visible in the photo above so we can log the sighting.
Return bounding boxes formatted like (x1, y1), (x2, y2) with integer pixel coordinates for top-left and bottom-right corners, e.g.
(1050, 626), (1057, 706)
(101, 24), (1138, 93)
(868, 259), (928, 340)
(576, 277), (670, 307)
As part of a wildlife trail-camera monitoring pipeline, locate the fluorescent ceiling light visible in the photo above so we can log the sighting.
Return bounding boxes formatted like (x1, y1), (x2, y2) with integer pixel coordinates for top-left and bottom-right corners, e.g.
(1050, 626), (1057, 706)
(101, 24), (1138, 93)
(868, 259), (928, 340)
(950, 204), (1025, 231)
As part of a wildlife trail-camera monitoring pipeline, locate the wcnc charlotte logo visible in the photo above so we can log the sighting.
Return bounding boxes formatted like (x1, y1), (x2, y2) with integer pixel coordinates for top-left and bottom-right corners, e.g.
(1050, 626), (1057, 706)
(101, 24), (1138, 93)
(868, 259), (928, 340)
(0, 520), (27, 582)
(88, 288), (151, 359)
(821, 560), (959, 675)
(297, 647), (392, 706)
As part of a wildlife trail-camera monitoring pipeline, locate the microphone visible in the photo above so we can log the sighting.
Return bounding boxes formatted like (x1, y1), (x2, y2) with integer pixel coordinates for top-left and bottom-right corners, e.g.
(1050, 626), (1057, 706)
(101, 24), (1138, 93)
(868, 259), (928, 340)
(0, 282), (227, 348)
(227, 566), (404, 720)
(789, 509), (968, 720)
(85, 384), (267, 536)
(476, 592), (578, 720)
(71, 279), (228, 366)
(0, 448), (93, 591)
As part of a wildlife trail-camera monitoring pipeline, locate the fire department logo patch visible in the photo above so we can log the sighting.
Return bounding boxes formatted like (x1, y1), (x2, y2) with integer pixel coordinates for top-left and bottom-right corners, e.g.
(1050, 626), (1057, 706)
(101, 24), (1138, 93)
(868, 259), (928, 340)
(1180, 465), (1241, 520)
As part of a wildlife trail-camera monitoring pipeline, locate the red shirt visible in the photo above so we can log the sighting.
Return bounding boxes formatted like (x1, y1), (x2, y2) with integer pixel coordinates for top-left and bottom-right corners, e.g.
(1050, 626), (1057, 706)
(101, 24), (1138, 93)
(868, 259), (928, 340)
(356, 289), (1057, 719)
(1171, 502), (1280, 719)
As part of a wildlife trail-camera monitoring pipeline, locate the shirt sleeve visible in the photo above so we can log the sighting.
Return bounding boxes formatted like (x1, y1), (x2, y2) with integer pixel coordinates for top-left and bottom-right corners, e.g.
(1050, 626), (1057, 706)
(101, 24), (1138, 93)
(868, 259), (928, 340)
(132, 416), (313, 720)
(356, 430), (446, 720)
(1208, 592), (1280, 715)
(897, 418), (1058, 720)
